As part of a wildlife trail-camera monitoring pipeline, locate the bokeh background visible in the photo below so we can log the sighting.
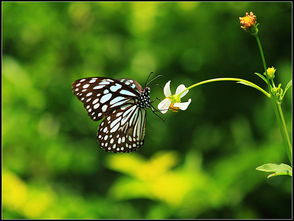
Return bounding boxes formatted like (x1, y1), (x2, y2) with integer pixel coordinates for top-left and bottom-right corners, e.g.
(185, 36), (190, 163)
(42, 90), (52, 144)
(2, 2), (292, 219)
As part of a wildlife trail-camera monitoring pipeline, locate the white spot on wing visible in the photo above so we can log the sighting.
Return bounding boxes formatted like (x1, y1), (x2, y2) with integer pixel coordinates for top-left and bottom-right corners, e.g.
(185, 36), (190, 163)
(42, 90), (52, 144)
(111, 100), (127, 108)
(93, 98), (99, 104)
(110, 123), (120, 133)
(120, 90), (136, 96)
(100, 94), (112, 103)
(110, 84), (122, 92)
(110, 117), (122, 129)
(102, 104), (108, 112)
(110, 96), (126, 105)
(93, 85), (105, 89)
(89, 78), (97, 83)
(94, 103), (100, 109)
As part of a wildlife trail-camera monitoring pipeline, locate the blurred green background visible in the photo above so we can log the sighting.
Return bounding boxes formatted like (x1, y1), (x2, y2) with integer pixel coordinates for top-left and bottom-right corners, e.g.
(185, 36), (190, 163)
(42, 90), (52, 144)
(2, 2), (292, 219)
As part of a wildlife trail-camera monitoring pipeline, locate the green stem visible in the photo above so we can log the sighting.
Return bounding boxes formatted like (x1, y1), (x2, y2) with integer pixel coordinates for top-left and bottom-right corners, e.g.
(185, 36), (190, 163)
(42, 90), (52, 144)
(276, 103), (292, 164)
(254, 33), (292, 165)
(178, 78), (271, 98)
(255, 34), (268, 72)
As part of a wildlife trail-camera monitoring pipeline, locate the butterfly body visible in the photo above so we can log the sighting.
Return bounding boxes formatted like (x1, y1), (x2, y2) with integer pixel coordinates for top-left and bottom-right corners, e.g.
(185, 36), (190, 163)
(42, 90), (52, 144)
(137, 87), (151, 108)
(72, 77), (151, 153)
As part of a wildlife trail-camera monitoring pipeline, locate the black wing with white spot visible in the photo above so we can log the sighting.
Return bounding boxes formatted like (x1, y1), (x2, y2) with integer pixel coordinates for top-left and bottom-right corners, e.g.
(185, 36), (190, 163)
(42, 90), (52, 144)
(72, 77), (141, 121)
(97, 103), (146, 153)
(119, 78), (143, 92)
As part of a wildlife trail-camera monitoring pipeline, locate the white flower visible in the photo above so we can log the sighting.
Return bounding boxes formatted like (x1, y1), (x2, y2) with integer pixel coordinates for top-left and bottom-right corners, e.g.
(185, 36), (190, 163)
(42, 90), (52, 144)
(158, 80), (192, 114)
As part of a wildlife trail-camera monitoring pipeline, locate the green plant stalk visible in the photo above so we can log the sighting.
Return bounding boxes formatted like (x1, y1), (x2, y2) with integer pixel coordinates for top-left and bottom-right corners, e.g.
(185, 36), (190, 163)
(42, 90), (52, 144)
(255, 34), (268, 72)
(277, 103), (292, 164)
(179, 78), (271, 98)
(254, 34), (292, 165)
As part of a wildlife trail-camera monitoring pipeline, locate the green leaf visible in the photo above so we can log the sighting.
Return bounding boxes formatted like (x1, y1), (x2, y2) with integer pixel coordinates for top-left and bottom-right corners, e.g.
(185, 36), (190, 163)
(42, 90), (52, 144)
(237, 81), (258, 89)
(236, 81), (271, 98)
(254, 72), (269, 84)
(282, 80), (292, 99)
(256, 163), (292, 178)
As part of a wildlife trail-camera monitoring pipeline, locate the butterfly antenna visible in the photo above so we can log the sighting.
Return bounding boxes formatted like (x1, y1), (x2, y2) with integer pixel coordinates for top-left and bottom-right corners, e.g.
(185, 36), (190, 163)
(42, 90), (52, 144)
(146, 75), (164, 87)
(150, 97), (164, 104)
(144, 72), (154, 88)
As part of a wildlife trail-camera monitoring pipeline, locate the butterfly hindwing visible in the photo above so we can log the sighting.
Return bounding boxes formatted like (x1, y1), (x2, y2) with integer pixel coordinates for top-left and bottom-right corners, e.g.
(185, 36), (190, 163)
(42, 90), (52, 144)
(97, 103), (146, 153)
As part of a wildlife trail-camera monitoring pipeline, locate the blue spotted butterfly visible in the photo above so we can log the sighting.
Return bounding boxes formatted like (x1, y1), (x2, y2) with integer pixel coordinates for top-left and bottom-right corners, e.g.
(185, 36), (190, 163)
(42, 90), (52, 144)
(72, 77), (152, 153)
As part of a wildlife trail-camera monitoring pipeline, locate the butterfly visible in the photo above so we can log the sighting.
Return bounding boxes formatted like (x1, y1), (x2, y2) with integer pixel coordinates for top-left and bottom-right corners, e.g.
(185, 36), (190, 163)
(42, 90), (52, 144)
(72, 77), (153, 153)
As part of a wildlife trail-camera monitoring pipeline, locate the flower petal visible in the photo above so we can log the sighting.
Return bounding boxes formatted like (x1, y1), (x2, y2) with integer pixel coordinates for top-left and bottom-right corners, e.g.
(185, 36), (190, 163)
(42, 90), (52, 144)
(158, 98), (171, 114)
(173, 99), (191, 110)
(164, 80), (172, 97)
(175, 84), (189, 98)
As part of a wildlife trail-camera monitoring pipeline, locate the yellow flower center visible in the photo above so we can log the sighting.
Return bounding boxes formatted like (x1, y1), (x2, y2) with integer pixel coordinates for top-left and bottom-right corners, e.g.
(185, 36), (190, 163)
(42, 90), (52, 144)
(168, 94), (181, 103)
(166, 95), (181, 112)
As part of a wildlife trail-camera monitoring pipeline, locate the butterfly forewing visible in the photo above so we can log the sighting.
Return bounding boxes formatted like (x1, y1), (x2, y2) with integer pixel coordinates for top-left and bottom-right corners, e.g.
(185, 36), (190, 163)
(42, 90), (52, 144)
(72, 77), (141, 121)
(119, 78), (143, 92)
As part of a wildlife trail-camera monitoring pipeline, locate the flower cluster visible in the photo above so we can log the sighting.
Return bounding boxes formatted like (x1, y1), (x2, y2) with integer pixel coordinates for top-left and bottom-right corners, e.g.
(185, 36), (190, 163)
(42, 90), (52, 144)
(271, 83), (283, 102)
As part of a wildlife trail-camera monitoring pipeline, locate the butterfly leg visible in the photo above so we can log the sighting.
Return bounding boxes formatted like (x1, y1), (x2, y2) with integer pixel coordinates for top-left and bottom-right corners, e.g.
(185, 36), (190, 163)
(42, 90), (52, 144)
(150, 104), (166, 122)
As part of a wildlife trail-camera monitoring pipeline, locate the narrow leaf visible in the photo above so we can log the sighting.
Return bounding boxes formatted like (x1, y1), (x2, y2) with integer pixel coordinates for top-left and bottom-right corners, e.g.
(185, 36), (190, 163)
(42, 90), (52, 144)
(237, 81), (271, 98)
(237, 81), (253, 87)
(254, 72), (269, 84)
(282, 80), (292, 98)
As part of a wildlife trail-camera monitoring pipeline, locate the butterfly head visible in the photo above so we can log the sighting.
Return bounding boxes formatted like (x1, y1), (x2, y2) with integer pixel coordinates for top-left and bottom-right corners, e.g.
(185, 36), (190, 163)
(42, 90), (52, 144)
(138, 87), (151, 109)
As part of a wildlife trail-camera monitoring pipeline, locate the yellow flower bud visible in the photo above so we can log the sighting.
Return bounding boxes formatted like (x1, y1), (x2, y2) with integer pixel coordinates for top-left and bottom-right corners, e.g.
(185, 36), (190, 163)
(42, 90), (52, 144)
(239, 12), (257, 31)
(266, 67), (276, 79)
